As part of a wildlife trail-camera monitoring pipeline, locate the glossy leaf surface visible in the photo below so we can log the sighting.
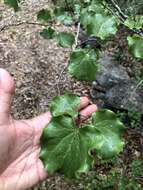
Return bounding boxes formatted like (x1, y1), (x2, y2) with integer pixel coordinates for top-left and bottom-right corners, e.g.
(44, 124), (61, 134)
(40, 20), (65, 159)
(50, 93), (80, 118)
(40, 116), (93, 178)
(127, 35), (143, 59)
(91, 109), (125, 159)
(40, 94), (125, 178)
(68, 49), (99, 81)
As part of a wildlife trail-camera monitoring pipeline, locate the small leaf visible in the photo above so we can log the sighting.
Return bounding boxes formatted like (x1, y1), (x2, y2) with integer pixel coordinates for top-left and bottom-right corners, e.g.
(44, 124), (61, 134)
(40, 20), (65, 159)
(54, 7), (73, 26)
(4, 0), (20, 11)
(68, 49), (99, 81)
(127, 35), (143, 59)
(56, 32), (75, 47)
(40, 115), (93, 178)
(40, 28), (55, 39)
(86, 14), (118, 40)
(57, 14), (73, 26)
(125, 15), (143, 29)
(91, 109), (125, 159)
(37, 9), (52, 22)
(50, 93), (80, 118)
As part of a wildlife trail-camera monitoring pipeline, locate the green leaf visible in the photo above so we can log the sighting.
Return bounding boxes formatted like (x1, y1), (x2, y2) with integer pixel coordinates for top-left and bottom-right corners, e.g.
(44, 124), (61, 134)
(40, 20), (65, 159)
(91, 109), (125, 159)
(40, 94), (125, 179)
(50, 93), (80, 118)
(125, 15), (143, 29)
(54, 7), (73, 25)
(40, 109), (125, 178)
(86, 14), (118, 40)
(40, 27), (55, 39)
(37, 9), (52, 22)
(40, 115), (93, 178)
(4, 0), (20, 11)
(68, 49), (99, 81)
(56, 32), (75, 47)
(57, 14), (73, 25)
(80, 0), (118, 40)
(127, 35), (143, 59)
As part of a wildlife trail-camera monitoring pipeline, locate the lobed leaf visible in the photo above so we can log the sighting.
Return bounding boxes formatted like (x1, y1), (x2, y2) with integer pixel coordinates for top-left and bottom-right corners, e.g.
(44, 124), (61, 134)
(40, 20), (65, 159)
(54, 7), (73, 26)
(40, 94), (125, 178)
(80, 0), (119, 40)
(37, 9), (52, 22)
(40, 116), (93, 178)
(4, 0), (20, 11)
(68, 49), (99, 81)
(91, 109), (125, 159)
(56, 32), (75, 47)
(86, 14), (118, 40)
(127, 35), (143, 59)
(50, 93), (80, 118)
(125, 15), (143, 30)
(40, 27), (55, 39)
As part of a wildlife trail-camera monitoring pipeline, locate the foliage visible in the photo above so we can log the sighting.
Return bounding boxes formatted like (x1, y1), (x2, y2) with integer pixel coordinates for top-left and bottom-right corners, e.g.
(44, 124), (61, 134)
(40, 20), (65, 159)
(56, 32), (75, 47)
(4, 0), (143, 62)
(40, 93), (125, 178)
(117, 105), (142, 129)
(40, 27), (55, 39)
(80, 1), (119, 40)
(79, 158), (143, 190)
(125, 15), (143, 29)
(3, 0), (143, 182)
(117, 0), (143, 15)
(131, 159), (143, 177)
(4, 0), (20, 11)
(68, 48), (99, 81)
(127, 106), (142, 128)
(127, 35), (143, 59)
(50, 93), (80, 118)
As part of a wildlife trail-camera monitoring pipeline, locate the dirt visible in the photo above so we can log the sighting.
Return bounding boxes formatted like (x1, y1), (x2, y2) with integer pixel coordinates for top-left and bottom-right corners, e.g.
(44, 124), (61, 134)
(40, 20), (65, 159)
(0, 1), (90, 189)
(0, 0), (90, 120)
(0, 1), (143, 190)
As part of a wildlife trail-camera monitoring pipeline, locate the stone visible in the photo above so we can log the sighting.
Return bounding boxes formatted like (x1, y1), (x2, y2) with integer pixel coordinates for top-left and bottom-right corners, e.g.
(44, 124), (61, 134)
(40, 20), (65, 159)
(91, 53), (143, 114)
(96, 53), (130, 89)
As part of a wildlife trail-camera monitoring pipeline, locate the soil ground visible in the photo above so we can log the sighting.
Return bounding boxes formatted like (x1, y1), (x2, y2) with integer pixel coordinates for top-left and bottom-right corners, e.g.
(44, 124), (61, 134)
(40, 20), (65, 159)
(0, 1), (90, 189)
(0, 1), (143, 190)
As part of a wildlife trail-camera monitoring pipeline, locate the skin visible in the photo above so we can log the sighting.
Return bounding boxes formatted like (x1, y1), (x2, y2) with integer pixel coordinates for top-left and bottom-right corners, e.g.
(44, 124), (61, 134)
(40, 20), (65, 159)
(0, 69), (97, 190)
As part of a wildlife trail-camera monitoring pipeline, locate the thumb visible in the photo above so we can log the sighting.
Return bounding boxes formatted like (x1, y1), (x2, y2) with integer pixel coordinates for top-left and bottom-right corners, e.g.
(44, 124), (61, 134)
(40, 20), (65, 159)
(0, 69), (15, 123)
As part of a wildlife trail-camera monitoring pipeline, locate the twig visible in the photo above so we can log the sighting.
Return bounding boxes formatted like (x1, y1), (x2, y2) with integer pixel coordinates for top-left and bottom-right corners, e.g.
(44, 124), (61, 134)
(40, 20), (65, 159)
(74, 22), (80, 49)
(105, 0), (143, 37)
(109, 0), (127, 20)
(0, 21), (49, 32)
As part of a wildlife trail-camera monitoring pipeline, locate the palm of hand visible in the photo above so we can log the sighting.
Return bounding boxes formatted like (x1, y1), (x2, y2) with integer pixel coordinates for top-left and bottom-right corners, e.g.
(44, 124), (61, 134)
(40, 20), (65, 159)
(0, 69), (97, 190)
(0, 115), (51, 190)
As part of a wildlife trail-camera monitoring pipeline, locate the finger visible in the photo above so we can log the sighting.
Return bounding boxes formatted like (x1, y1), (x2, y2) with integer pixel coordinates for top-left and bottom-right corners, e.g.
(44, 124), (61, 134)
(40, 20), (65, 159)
(79, 97), (89, 110)
(0, 69), (15, 123)
(27, 112), (52, 131)
(28, 97), (89, 129)
(80, 104), (97, 119)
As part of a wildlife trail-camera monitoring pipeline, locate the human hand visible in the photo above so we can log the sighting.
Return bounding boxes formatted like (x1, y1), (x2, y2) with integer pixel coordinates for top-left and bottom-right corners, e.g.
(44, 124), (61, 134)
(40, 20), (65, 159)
(0, 69), (97, 190)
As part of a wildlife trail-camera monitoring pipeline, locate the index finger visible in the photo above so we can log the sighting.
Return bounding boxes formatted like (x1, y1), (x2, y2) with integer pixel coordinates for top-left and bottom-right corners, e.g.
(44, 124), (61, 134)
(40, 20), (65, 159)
(79, 97), (90, 110)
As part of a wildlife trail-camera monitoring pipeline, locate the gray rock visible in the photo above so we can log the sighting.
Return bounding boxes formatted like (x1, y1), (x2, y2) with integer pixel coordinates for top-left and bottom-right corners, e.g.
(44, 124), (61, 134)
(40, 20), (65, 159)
(91, 53), (143, 114)
(96, 53), (130, 89)
(105, 82), (143, 113)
